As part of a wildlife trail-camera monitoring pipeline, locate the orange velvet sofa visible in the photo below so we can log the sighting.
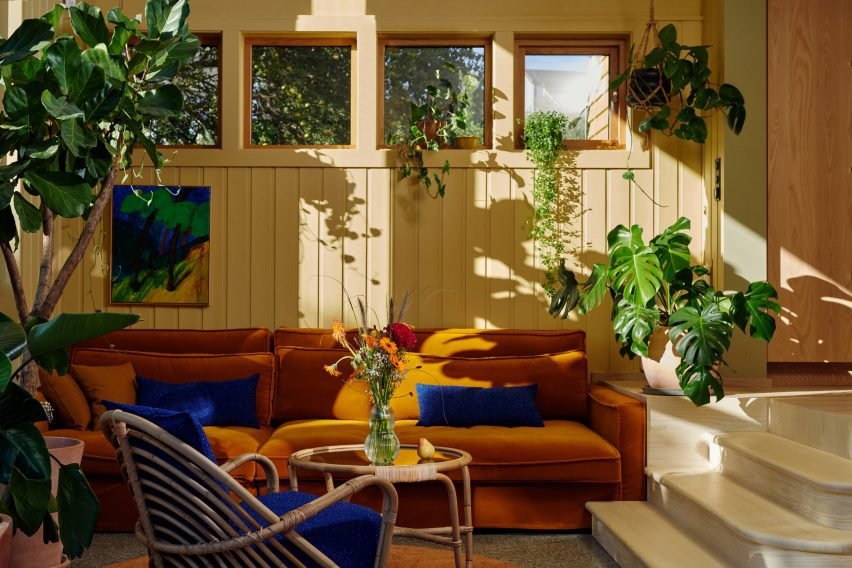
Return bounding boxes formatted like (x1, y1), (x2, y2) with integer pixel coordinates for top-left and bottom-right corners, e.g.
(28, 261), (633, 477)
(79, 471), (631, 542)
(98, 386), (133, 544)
(42, 327), (645, 532)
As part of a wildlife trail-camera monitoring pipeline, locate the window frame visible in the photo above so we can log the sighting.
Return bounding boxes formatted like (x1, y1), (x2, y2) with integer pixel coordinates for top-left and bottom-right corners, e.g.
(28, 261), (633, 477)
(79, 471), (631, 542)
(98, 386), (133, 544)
(377, 35), (493, 150)
(148, 32), (223, 149)
(514, 36), (629, 150)
(243, 36), (356, 149)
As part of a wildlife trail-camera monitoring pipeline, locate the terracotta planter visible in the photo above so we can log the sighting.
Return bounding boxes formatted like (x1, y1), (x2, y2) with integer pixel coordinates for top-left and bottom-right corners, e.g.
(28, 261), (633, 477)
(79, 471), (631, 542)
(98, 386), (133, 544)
(454, 135), (480, 149)
(417, 119), (445, 143)
(10, 437), (85, 568)
(0, 514), (11, 568)
(640, 328), (682, 390)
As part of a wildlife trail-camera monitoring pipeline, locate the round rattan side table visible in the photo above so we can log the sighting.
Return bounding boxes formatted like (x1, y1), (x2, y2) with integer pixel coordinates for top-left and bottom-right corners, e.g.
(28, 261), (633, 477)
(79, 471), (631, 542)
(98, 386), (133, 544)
(288, 444), (473, 568)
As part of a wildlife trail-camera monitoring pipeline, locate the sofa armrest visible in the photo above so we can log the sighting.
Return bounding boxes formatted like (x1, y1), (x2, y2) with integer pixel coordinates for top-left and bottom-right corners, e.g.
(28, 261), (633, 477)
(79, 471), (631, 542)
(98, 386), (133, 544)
(588, 384), (646, 500)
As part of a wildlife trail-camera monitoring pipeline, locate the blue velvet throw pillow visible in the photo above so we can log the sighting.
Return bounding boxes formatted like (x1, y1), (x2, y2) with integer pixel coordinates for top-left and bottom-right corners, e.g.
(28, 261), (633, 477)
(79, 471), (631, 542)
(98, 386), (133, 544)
(101, 401), (216, 462)
(136, 374), (260, 428)
(415, 383), (545, 427)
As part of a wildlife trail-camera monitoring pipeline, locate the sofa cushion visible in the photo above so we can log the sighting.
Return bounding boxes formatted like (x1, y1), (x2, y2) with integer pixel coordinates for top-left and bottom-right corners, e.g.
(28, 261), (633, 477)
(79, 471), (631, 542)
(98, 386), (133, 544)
(274, 347), (372, 421)
(48, 426), (272, 482)
(38, 368), (91, 430)
(71, 362), (137, 428)
(393, 351), (588, 421)
(274, 327), (586, 357)
(137, 374), (260, 428)
(74, 328), (272, 354)
(71, 349), (276, 426)
(259, 419), (620, 483)
(416, 383), (544, 427)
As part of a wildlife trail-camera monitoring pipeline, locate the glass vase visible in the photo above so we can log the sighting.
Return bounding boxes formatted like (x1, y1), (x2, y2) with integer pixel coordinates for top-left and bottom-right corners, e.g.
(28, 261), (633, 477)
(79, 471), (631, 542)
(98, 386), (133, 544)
(364, 403), (400, 465)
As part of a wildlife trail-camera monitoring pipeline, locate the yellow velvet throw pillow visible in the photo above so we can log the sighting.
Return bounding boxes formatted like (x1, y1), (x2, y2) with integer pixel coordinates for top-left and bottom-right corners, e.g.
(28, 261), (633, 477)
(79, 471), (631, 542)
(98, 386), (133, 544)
(70, 362), (137, 429)
(38, 368), (92, 431)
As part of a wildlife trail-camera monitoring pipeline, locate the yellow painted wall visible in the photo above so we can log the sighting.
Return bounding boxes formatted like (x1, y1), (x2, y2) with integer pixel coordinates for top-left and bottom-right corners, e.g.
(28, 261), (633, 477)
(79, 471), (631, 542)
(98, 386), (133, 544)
(7, 0), (712, 374)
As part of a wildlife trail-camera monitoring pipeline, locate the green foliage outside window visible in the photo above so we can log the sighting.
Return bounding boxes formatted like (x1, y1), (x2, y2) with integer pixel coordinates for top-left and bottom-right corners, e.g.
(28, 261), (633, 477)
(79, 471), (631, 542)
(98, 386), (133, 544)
(146, 41), (219, 145)
(250, 45), (351, 146)
(384, 46), (485, 144)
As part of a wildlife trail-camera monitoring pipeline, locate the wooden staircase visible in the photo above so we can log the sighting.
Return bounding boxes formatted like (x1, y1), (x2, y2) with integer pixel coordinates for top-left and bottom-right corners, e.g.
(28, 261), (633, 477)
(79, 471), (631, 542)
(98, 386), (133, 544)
(588, 391), (852, 567)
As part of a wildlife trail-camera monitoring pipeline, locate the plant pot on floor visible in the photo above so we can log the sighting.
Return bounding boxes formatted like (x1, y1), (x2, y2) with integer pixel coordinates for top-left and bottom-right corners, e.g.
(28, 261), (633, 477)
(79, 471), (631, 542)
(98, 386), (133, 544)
(640, 328), (682, 390)
(10, 437), (84, 568)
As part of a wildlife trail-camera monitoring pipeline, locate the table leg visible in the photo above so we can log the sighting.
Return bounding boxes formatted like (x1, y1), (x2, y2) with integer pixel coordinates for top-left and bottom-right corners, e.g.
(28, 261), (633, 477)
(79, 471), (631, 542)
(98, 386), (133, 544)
(288, 462), (298, 492)
(462, 465), (473, 568)
(323, 472), (335, 493)
(436, 473), (463, 568)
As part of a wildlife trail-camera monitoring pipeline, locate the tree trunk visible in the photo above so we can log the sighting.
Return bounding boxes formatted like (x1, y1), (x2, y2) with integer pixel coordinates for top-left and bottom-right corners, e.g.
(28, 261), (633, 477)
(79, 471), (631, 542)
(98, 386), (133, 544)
(130, 210), (158, 291)
(166, 223), (182, 292)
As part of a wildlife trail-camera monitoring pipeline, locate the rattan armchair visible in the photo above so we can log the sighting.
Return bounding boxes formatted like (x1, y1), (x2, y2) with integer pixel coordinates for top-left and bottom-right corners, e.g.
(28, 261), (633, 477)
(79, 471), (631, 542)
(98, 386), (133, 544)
(100, 409), (398, 568)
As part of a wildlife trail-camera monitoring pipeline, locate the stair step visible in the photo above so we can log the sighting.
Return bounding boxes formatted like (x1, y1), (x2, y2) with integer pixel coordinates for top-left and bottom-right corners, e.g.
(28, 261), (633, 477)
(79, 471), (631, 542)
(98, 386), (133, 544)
(651, 471), (852, 566)
(714, 432), (852, 529)
(587, 501), (728, 568)
(769, 395), (852, 459)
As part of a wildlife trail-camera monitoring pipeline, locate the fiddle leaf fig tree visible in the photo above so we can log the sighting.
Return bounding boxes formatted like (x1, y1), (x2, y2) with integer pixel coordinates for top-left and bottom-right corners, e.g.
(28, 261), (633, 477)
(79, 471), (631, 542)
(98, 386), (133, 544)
(549, 217), (780, 406)
(0, 1), (198, 393)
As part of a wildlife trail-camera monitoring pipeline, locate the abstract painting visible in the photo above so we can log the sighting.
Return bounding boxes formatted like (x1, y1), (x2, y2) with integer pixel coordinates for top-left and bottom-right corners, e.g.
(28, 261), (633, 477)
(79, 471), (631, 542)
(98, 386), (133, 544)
(110, 185), (210, 305)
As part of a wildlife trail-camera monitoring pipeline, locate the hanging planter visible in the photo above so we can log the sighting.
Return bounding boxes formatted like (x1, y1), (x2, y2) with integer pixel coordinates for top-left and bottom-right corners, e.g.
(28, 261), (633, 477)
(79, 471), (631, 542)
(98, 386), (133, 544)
(610, 0), (746, 146)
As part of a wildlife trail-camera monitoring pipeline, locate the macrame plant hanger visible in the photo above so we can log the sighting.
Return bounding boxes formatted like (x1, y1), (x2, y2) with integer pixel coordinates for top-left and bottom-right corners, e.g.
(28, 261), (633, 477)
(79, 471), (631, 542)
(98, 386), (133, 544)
(627, 0), (670, 150)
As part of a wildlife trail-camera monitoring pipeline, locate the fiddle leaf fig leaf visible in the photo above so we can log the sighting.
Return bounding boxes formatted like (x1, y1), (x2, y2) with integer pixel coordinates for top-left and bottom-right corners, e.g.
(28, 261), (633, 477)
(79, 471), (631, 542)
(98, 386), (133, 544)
(45, 38), (84, 96)
(12, 192), (41, 233)
(0, 19), (53, 65)
(24, 170), (93, 218)
(60, 118), (98, 156)
(41, 91), (84, 121)
(137, 84), (183, 117)
(69, 2), (110, 48)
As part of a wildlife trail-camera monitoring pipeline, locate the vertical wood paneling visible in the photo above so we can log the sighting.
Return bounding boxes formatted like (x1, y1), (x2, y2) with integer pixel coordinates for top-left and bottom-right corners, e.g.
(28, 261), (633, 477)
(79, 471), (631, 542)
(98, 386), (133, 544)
(511, 169), (538, 329)
(298, 169), (322, 327)
(465, 169), (489, 328)
(274, 168), (299, 328)
(440, 169), (466, 327)
(417, 182), (443, 327)
(319, 169), (345, 325)
(488, 169), (513, 328)
(226, 168), (252, 327)
(392, 177), (419, 323)
(250, 168), (276, 330)
(366, 169), (391, 321)
(583, 170), (610, 373)
(343, 169), (368, 327)
(654, 132), (681, 234)
(203, 167), (228, 329)
(177, 167), (205, 329)
(559, 167), (584, 331)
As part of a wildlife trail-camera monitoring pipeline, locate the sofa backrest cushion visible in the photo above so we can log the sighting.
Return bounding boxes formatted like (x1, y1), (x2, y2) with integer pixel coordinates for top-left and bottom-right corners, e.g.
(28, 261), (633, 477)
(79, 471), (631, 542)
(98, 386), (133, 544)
(274, 328), (585, 357)
(71, 349), (276, 426)
(38, 368), (92, 431)
(273, 347), (371, 421)
(392, 351), (588, 421)
(73, 328), (272, 355)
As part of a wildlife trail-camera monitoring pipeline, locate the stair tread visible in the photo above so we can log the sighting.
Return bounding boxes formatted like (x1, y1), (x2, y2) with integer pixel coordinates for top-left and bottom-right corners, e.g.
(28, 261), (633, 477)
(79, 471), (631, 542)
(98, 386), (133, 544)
(774, 394), (852, 416)
(662, 471), (852, 553)
(588, 501), (729, 568)
(716, 431), (852, 491)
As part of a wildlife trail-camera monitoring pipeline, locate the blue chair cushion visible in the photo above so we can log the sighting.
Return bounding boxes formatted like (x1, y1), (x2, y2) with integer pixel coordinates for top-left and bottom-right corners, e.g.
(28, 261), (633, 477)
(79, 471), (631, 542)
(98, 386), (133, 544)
(416, 382), (545, 427)
(136, 374), (260, 428)
(102, 401), (217, 463)
(242, 491), (382, 568)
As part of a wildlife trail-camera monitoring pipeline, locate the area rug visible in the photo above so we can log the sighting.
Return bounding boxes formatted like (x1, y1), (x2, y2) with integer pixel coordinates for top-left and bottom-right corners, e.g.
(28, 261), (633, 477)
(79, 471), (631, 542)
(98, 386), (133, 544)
(107, 545), (517, 567)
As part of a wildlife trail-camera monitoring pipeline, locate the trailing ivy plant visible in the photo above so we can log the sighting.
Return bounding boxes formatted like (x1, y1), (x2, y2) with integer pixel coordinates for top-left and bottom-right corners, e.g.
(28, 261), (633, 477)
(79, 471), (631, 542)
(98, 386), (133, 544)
(0, 0), (198, 392)
(549, 217), (780, 406)
(523, 111), (568, 295)
(611, 23), (746, 144)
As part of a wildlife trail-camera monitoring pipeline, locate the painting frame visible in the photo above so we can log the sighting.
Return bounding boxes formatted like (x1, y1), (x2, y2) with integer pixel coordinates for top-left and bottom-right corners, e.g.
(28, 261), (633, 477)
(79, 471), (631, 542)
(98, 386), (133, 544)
(109, 185), (211, 306)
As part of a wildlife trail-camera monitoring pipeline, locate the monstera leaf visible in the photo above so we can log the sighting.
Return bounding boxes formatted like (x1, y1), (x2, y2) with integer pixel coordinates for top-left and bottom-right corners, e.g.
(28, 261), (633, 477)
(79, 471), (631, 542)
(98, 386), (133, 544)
(730, 281), (780, 341)
(548, 261), (581, 318)
(650, 216), (692, 281)
(612, 299), (660, 357)
(668, 303), (732, 366)
(677, 362), (725, 406)
(579, 263), (610, 315)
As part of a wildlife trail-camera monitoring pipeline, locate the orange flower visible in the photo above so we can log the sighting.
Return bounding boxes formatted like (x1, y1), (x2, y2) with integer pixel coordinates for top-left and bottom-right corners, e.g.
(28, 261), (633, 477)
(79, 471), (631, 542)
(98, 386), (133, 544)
(323, 364), (341, 377)
(390, 354), (406, 372)
(331, 320), (347, 344)
(364, 335), (377, 348)
(379, 337), (398, 355)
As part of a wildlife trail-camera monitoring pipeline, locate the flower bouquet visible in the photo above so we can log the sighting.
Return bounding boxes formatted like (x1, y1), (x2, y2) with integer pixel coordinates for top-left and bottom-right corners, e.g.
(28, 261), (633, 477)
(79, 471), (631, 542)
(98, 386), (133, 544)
(324, 295), (417, 465)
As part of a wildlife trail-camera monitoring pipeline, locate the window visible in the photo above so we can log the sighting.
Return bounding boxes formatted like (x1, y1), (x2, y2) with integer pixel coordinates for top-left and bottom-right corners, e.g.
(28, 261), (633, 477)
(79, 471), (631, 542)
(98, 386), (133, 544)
(246, 37), (354, 147)
(515, 37), (628, 149)
(146, 33), (222, 147)
(379, 37), (491, 148)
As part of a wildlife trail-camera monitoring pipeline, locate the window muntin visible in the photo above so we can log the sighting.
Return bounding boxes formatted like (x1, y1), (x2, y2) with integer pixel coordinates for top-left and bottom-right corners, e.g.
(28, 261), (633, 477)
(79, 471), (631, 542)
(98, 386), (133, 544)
(146, 33), (221, 147)
(379, 38), (491, 148)
(246, 38), (354, 147)
(515, 38), (628, 149)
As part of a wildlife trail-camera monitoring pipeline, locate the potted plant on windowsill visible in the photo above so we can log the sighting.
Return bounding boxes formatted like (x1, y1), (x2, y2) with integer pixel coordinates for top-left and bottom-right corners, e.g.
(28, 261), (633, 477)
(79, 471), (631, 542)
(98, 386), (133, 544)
(449, 71), (481, 149)
(548, 217), (780, 406)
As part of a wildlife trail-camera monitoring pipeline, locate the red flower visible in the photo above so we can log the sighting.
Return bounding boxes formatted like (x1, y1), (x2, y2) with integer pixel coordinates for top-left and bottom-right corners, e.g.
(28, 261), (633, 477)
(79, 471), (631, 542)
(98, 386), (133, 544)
(390, 323), (417, 350)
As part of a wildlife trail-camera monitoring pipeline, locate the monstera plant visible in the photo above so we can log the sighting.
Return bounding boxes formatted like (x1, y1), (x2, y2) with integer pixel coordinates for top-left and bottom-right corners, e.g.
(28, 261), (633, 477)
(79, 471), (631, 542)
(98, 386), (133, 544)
(0, 0), (198, 393)
(0, 311), (139, 559)
(549, 217), (780, 406)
